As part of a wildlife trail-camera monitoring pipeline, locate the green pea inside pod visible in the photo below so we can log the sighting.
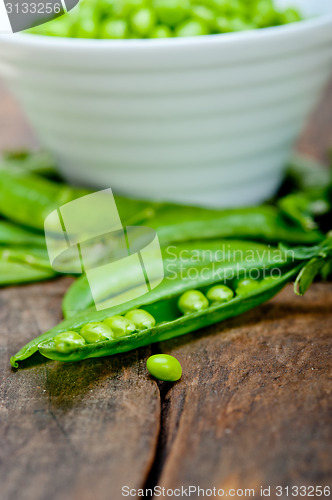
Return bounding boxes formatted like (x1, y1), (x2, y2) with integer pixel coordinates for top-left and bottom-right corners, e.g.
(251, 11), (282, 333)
(147, 354), (182, 382)
(103, 315), (136, 338)
(235, 278), (262, 295)
(80, 322), (114, 344)
(178, 289), (209, 314)
(124, 309), (156, 330)
(53, 332), (86, 354)
(206, 284), (234, 303)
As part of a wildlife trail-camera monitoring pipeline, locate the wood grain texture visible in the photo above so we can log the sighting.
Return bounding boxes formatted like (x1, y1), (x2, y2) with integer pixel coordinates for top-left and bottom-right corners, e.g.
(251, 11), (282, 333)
(0, 280), (160, 500)
(154, 284), (332, 498)
(0, 75), (332, 500)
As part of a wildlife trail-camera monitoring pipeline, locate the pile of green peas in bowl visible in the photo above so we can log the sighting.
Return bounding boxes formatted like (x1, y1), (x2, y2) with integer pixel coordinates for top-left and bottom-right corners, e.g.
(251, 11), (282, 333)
(28, 0), (302, 39)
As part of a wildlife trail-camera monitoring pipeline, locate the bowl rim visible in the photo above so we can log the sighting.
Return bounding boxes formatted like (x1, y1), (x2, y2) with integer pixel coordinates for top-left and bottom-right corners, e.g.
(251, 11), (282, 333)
(1, 10), (332, 51)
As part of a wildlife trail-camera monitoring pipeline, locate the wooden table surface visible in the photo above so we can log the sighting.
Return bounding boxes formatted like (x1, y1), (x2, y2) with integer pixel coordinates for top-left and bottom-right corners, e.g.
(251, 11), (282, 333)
(0, 79), (332, 500)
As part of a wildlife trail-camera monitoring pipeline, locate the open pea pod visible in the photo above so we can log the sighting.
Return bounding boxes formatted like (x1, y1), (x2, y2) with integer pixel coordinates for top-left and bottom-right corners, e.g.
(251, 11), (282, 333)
(11, 236), (332, 368)
(62, 239), (292, 317)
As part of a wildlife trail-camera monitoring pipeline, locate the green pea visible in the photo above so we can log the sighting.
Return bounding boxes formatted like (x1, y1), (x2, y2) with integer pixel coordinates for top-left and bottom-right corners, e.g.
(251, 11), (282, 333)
(175, 19), (210, 37)
(130, 7), (156, 37)
(54, 331), (86, 353)
(80, 322), (114, 343)
(103, 315), (136, 337)
(43, 18), (71, 37)
(113, 0), (147, 18)
(101, 19), (129, 38)
(191, 5), (217, 30)
(236, 278), (261, 294)
(150, 25), (172, 38)
(228, 17), (255, 32)
(279, 8), (302, 24)
(213, 0), (240, 15)
(153, 0), (190, 27)
(124, 309), (156, 330)
(76, 18), (99, 38)
(206, 285), (234, 303)
(27, 0), (302, 39)
(99, 0), (117, 14)
(215, 16), (232, 32)
(178, 289), (209, 314)
(146, 354), (182, 382)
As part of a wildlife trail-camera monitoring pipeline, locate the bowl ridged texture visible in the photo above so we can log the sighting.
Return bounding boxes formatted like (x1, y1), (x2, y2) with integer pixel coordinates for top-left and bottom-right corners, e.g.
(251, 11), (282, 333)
(1, 3), (332, 206)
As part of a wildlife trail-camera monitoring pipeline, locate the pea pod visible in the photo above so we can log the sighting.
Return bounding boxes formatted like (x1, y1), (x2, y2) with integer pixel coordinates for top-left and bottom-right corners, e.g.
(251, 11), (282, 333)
(0, 167), (90, 231)
(150, 204), (323, 246)
(0, 163), (324, 242)
(1, 150), (57, 176)
(286, 153), (331, 192)
(278, 189), (331, 231)
(0, 247), (57, 285)
(10, 236), (332, 368)
(0, 221), (46, 247)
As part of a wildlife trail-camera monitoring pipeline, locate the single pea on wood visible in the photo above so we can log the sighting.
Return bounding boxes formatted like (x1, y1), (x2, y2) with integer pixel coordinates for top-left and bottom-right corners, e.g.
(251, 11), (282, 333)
(147, 354), (182, 382)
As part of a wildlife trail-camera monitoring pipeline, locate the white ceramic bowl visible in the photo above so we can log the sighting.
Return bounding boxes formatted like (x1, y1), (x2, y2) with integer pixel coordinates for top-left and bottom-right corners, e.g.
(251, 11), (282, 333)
(0, 0), (332, 207)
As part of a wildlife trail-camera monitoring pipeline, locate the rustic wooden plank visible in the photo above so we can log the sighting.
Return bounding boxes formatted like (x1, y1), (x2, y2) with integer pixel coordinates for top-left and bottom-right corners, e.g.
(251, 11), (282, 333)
(153, 284), (332, 498)
(297, 78), (332, 163)
(0, 82), (37, 152)
(0, 279), (161, 500)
